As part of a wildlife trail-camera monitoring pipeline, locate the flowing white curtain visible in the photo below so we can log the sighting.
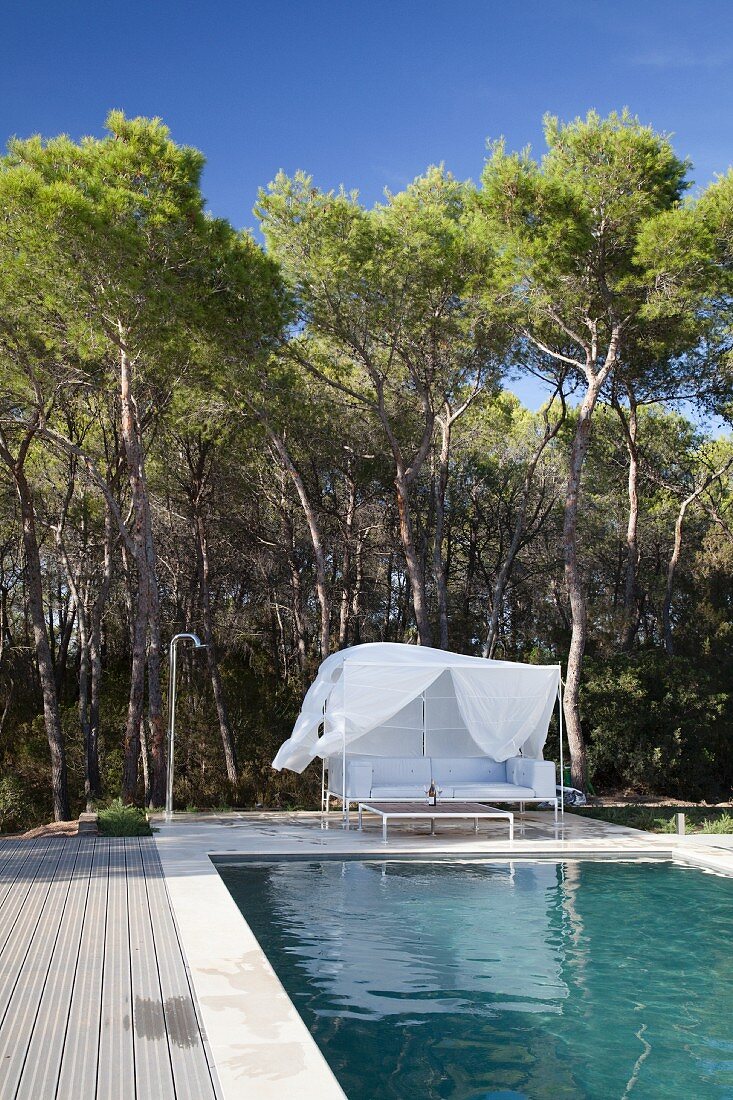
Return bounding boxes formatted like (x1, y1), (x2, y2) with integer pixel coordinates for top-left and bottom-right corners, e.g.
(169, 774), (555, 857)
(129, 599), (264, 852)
(271, 643), (560, 774)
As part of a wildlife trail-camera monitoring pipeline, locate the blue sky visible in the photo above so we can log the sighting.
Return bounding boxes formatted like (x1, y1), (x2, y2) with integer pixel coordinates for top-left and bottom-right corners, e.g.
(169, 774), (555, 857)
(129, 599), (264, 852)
(3, 0), (733, 408)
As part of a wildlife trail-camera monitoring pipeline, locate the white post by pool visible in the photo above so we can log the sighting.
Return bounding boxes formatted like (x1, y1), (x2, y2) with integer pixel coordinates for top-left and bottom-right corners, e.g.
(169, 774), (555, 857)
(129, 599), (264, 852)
(165, 632), (206, 823)
(320, 696), (327, 813)
(557, 665), (565, 819)
(341, 661), (347, 826)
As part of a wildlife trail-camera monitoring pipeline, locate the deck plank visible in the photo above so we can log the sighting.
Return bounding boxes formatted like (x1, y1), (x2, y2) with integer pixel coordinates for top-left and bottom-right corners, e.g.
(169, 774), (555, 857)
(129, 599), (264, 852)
(0, 840), (67, 1016)
(140, 838), (220, 1098)
(0, 839), (39, 884)
(15, 839), (95, 1100)
(55, 837), (110, 1100)
(0, 839), (80, 1098)
(127, 838), (177, 1100)
(0, 839), (52, 929)
(97, 839), (135, 1100)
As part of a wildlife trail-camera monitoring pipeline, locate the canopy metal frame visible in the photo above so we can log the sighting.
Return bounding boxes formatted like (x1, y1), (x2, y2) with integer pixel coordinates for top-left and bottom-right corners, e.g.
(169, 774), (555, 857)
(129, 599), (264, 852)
(320, 660), (565, 824)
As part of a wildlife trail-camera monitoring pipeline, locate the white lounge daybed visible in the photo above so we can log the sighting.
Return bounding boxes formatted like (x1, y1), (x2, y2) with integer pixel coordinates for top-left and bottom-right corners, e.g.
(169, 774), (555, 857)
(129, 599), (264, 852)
(271, 643), (563, 821)
(327, 754), (555, 808)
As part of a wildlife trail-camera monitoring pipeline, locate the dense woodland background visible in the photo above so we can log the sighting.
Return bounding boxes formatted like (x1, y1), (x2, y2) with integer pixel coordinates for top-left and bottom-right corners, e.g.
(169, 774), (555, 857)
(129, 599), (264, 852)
(2, 108), (733, 827)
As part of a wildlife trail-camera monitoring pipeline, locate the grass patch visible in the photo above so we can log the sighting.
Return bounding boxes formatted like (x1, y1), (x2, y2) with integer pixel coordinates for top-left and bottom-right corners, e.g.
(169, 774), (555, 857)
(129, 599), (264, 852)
(573, 805), (733, 834)
(98, 798), (152, 837)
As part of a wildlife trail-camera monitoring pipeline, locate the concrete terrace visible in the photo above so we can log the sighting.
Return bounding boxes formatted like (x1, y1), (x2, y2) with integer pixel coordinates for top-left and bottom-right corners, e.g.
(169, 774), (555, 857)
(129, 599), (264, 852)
(3, 812), (733, 1099)
(151, 808), (733, 1099)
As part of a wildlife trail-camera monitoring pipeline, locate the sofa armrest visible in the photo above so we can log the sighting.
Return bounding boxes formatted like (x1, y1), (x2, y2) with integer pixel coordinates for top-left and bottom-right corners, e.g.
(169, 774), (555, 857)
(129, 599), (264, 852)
(505, 757), (556, 799)
(504, 756), (525, 787)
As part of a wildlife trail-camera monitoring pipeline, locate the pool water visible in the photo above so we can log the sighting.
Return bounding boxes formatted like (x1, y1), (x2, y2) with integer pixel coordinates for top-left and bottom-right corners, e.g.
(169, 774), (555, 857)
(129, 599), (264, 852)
(217, 859), (733, 1099)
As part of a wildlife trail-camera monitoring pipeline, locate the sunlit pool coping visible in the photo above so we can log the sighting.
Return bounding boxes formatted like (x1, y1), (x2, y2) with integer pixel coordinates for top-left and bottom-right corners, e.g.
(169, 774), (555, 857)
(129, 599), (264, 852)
(151, 811), (733, 1099)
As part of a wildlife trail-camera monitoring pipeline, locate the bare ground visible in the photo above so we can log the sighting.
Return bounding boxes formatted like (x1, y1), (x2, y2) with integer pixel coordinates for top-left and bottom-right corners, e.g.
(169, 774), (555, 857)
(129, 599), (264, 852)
(0, 820), (82, 839)
(590, 790), (733, 808)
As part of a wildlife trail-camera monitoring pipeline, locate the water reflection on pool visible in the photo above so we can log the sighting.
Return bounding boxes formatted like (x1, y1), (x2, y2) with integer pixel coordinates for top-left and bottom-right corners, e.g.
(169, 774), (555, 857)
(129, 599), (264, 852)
(217, 859), (733, 1099)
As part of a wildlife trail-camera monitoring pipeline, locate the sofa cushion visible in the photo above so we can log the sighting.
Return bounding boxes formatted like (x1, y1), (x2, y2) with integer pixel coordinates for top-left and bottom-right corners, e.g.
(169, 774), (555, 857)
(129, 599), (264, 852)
(450, 782), (535, 800)
(370, 757), (432, 788)
(505, 757), (556, 799)
(431, 757), (506, 784)
(371, 785), (428, 800)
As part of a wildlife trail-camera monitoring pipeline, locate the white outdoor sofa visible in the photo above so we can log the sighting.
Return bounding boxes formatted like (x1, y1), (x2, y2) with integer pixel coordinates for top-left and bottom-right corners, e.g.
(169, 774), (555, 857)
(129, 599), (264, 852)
(325, 754), (558, 820)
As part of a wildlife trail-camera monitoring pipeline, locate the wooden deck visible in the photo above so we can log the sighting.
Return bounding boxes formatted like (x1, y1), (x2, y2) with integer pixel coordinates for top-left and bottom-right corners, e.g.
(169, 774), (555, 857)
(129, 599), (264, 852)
(0, 836), (220, 1100)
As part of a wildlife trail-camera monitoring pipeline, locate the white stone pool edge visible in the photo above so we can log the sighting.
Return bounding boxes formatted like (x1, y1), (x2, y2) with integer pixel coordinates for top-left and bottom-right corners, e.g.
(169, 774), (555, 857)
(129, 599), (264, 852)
(152, 810), (733, 1100)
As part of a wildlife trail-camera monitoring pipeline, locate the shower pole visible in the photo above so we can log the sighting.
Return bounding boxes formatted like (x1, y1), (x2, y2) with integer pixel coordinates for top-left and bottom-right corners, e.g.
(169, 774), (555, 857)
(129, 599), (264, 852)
(557, 665), (565, 819)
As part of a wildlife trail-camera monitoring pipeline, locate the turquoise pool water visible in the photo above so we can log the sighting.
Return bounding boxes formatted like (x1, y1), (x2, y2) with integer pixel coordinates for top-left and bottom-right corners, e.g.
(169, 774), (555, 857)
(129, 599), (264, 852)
(217, 859), (733, 1099)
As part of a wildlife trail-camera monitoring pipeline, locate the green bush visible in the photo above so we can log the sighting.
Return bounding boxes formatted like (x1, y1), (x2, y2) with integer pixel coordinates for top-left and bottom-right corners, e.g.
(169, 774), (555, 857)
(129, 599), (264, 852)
(699, 813), (733, 834)
(574, 805), (733, 834)
(98, 798), (151, 836)
(0, 775), (33, 833)
(582, 652), (733, 800)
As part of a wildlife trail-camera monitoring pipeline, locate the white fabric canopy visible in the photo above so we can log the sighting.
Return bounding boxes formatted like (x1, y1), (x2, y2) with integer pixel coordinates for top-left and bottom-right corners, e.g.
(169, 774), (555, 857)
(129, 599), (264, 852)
(272, 643), (560, 774)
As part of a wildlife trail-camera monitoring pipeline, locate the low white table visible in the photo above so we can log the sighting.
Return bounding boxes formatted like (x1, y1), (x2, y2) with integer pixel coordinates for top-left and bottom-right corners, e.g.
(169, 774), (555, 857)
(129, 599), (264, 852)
(357, 801), (514, 843)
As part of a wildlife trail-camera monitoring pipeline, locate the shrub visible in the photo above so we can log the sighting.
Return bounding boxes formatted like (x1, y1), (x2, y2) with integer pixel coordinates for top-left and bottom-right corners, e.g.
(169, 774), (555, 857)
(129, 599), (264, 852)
(574, 806), (733, 834)
(98, 798), (151, 836)
(699, 813), (733, 834)
(0, 775), (33, 834)
(582, 652), (733, 800)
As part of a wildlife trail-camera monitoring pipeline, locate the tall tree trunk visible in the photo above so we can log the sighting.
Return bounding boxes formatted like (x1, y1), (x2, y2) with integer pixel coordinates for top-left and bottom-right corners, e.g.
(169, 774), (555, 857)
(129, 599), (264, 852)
(122, 578), (147, 801)
(276, 483), (309, 680)
(55, 532), (97, 810)
(119, 337), (149, 801)
(485, 392), (565, 659)
(562, 381), (602, 791)
(372, 375), (434, 647)
(140, 715), (151, 807)
(338, 473), (356, 649)
(77, 597), (93, 809)
(662, 499), (689, 657)
(16, 466), (70, 820)
(88, 505), (113, 801)
(54, 593), (76, 698)
(351, 531), (365, 645)
(193, 499), (238, 785)
(662, 457), (733, 655)
(382, 552), (393, 641)
(116, 331), (165, 805)
(464, 504), (478, 637)
(484, 489), (533, 660)
(143, 501), (166, 807)
(432, 413), (450, 650)
(275, 602), (290, 681)
(267, 429), (331, 658)
(615, 395), (642, 651)
(395, 474), (432, 646)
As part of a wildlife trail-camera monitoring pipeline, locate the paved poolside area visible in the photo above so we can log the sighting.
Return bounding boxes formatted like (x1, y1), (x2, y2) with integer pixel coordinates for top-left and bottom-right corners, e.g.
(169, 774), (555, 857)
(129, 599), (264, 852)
(0, 835), (220, 1100)
(2, 813), (732, 1100)
(150, 808), (733, 1099)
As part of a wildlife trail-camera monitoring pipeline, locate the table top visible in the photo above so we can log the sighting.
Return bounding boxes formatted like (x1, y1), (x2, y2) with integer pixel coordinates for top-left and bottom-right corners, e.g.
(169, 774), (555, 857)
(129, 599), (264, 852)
(358, 801), (513, 817)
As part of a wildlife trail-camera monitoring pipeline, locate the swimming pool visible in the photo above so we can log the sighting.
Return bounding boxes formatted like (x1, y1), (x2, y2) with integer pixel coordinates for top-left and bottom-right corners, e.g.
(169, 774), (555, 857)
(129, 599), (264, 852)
(217, 858), (733, 1099)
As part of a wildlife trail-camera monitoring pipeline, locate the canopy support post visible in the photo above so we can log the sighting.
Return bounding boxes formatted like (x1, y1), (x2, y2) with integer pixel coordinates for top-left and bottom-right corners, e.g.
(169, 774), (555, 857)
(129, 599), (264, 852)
(342, 662), (348, 827)
(321, 696), (327, 813)
(342, 728), (347, 827)
(422, 691), (426, 758)
(558, 667), (565, 820)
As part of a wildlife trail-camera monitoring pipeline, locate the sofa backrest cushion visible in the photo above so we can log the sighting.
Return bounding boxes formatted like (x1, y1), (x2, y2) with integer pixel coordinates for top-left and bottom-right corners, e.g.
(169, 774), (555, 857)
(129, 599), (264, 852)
(333, 754), (515, 794)
(431, 757), (506, 784)
(369, 756), (432, 787)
